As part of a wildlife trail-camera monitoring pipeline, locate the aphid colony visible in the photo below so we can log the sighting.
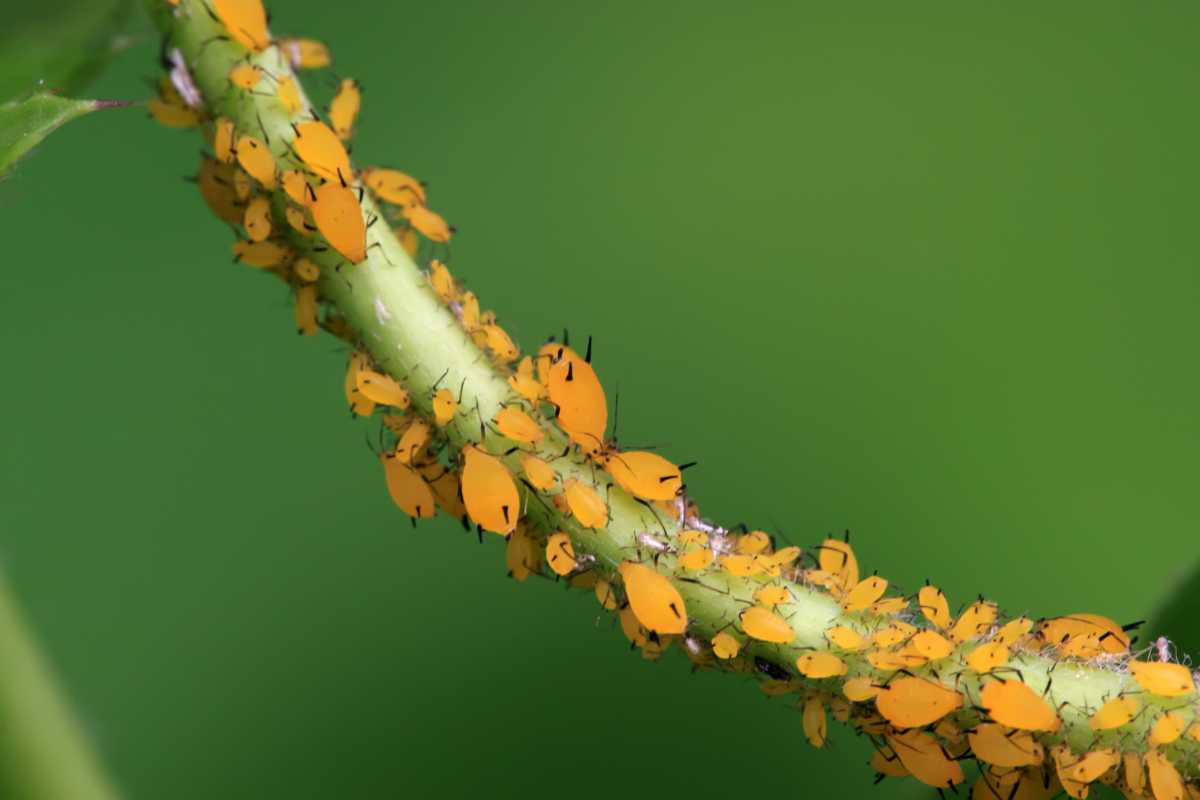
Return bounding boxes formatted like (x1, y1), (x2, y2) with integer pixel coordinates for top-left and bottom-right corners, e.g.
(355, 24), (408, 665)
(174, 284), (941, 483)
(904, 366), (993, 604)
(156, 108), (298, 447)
(154, 2), (1200, 797)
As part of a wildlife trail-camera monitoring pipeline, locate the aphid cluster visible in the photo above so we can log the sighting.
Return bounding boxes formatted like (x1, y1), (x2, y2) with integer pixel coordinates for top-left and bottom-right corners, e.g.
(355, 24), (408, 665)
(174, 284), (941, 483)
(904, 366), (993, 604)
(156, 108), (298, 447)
(153, 2), (1200, 797)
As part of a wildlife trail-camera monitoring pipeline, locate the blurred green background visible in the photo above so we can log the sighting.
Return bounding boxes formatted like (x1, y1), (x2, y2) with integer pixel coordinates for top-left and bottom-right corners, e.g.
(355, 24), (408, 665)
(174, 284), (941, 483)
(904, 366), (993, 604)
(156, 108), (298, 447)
(2, 1), (1199, 798)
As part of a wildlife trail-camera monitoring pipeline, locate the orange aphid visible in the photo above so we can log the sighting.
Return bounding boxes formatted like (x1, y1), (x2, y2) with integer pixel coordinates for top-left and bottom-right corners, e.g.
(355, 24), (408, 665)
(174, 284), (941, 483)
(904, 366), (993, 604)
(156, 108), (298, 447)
(482, 324), (519, 363)
(1129, 661), (1195, 697)
(292, 284), (317, 335)
(234, 134), (276, 188)
(870, 597), (909, 616)
(505, 526), (539, 581)
(243, 195), (272, 241)
(228, 62), (263, 90)
(802, 695), (827, 749)
(1038, 613), (1132, 657)
(949, 599), (998, 643)
(362, 167), (426, 207)
(292, 120), (352, 183)
(618, 561), (687, 635)
(492, 406), (543, 445)
(460, 444), (519, 535)
(311, 181), (366, 263)
(343, 352), (376, 416)
(711, 631), (739, 659)
(733, 530), (771, 555)
(907, 630), (954, 661)
(603, 450), (682, 502)
(355, 369), (410, 408)
(818, 536), (858, 591)
(876, 677), (962, 729)
(458, 291), (480, 330)
(678, 547), (712, 571)
(770, 545), (802, 568)
(381, 455), (435, 519)
(842, 575), (888, 612)
(213, 117), (236, 163)
(1088, 696), (1139, 733)
(719, 554), (760, 577)
(844, 677), (881, 702)
(562, 479), (607, 528)
(796, 652), (848, 679)
(212, 0), (270, 50)
(980, 680), (1060, 732)
(966, 641), (1010, 673)
(1065, 746), (1121, 787)
(678, 530), (709, 547)
(918, 585), (951, 629)
(431, 388), (458, 427)
(753, 585), (790, 608)
(885, 730), (964, 789)
(1146, 750), (1184, 800)
(428, 260), (458, 303)
(232, 168), (252, 200)
(330, 78), (361, 140)
(393, 420), (430, 465)
(275, 75), (302, 114)
(995, 617), (1034, 646)
(196, 158), (243, 224)
(232, 240), (292, 268)
(594, 579), (618, 610)
(403, 204), (453, 242)
(280, 169), (310, 206)
(873, 622), (917, 648)
(870, 747), (910, 779)
(544, 344), (607, 453)
(1124, 752), (1146, 797)
(545, 533), (577, 577)
(148, 97), (201, 128)
(419, 463), (466, 524)
(279, 37), (331, 69)
(967, 724), (1043, 768)
(824, 626), (867, 652)
(519, 453), (557, 491)
(1150, 711), (1187, 746)
(739, 607), (793, 644)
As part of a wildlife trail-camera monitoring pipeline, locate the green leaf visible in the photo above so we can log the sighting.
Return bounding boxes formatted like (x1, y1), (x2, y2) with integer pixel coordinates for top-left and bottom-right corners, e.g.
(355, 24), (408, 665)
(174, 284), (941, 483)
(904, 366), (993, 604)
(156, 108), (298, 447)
(0, 92), (129, 178)
(1145, 561), (1200, 662)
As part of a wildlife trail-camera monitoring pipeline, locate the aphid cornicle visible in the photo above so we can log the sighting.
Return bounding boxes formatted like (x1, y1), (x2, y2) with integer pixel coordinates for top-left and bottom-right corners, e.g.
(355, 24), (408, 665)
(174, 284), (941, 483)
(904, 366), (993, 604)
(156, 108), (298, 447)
(311, 181), (366, 264)
(460, 444), (519, 535)
(212, 0), (271, 51)
(330, 78), (361, 140)
(617, 562), (687, 635)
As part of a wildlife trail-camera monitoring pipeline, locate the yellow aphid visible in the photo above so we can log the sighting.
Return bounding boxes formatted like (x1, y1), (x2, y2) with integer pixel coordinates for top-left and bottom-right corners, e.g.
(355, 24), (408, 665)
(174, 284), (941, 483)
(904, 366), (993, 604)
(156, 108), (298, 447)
(1088, 695), (1139, 730)
(1124, 752), (1146, 797)
(293, 284), (317, 335)
(292, 121), (352, 183)
(966, 724), (1043, 768)
(420, 463), (466, 524)
(428, 259), (457, 303)
(980, 680), (1060, 732)
(458, 292), (480, 330)
(712, 631), (740, 660)
(1145, 750), (1184, 800)
(343, 352), (376, 417)
(227, 62), (263, 90)
(276, 75), (302, 114)
(312, 181), (366, 264)
(735, 530), (771, 555)
(868, 651), (920, 672)
(212, 0), (270, 51)
(908, 630), (954, 661)
(562, 479), (607, 528)
(494, 406), (543, 445)
(885, 730), (964, 789)
(825, 625), (867, 652)
(285, 205), (313, 237)
(330, 78), (361, 140)
(870, 747), (910, 779)
(719, 554), (760, 577)
(1190, 722), (1200, 741)
(393, 420), (430, 464)
(796, 652), (848, 679)
(292, 258), (320, 284)
(213, 117), (235, 163)
(842, 575), (888, 612)
(280, 169), (310, 205)
(802, 695), (827, 749)
(875, 676), (962, 729)
(678, 547), (713, 571)
(1038, 613), (1131, 656)
(739, 607), (793, 644)
(232, 240), (292, 268)
(507, 367), (542, 403)
(398, 226), (418, 257)
(519, 454), (557, 491)
(617, 606), (647, 647)
(279, 37), (331, 69)
(602, 450), (682, 502)
(355, 370), (409, 408)
(235, 134), (276, 188)
(1129, 661), (1195, 697)
(460, 444), (520, 535)
(754, 585), (791, 608)
(232, 168), (252, 200)
(545, 533), (577, 577)
(1150, 712), (1187, 746)
(678, 530), (709, 547)
(844, 677), (881, 702)
(967, 641), (1010, 673)
(544, 345), (608, 453)
(196, 158), (243, 225)
(818, 537), (858, 591)
(362, 167), (426, 207)
(873, 622), (917, 648)
(918, 585), (952, 629)
(483, 324), (519, 363)
(995, 617), (1034, 646)
(432, 388), (458, 427)
(403, 204), (453, 242)
(148, 97), (200, 128)
(594, 579), (618, 611)
(949, 599), (998, 643)
(381, 455), (435, 519)
(770, 545), (802, 567)
(242, 195), (272, 241)
(617, 561), (687, 635)
(505, 526), (538, 582)
(870, 597), (909, 616)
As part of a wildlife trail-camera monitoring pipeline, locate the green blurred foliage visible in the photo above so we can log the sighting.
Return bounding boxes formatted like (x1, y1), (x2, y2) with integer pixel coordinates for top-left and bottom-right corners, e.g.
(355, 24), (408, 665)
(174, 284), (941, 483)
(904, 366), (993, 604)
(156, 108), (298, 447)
(1, 2), (1198, 799)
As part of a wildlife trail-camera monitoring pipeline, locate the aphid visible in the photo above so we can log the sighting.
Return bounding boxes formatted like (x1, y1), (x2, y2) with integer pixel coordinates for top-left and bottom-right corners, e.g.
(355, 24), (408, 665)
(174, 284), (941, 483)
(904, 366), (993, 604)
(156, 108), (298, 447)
(872, 621), (917, 648)
(232, 168), (252, 200)
(494, 406), (543, 445)
(770, 545), (802, 568)
(458, 291), (481, 331)
(330, 78), (361, 140)
(393, 420), (430, 464)
(802, 695), (827, 748)
(311, 181), (366, 264)
(593, 579), (618, 610)
(213, 117), (236, 163)
(1088, 695), (1139, 730)
(824, 625), (867, 652)
(212, 0), (270, 51)
(979, 679), (1060, 732)
(874, 677), (962, 729)
(242, 195), (272, 241)
(754, 585), (790, 608)
(842, 575), (888, 612)
(428, 260), (457, 304)
(817, 536), (858, 592)
(280, 169), (310, 206)
(562, 478), (607, 528)
(278, 37), (331, 69)
(843, 677), (881, 702)
(505, 526), (538, 581)
(508, 362), (542, 403)
(711, 631), (739, 660)
(227, 62), (263, 90)
(966, 724), (1043, 768)
(918, 584), (951, 629)
(519, 454), (557, 492)
(196, 158), (244, 225)
(293, 284), (317, 335)
(678, 547), (713, 571)
(739, 607), (794, 644)
(381, 454), (435, 519)
(678, 530), (709, 547)
(1150, 711), (1186, 746)
(355, 369), (410, 408)
(795, 652), (847, 679)
(418, 462), (466, 524)
(885, 730), (964, 789)
(602, 450), (682, 502)
(907, 630), (954, 661)
(285, 206), (313, 237)
(148, 96), (201, 128)
(1124, 752), (1146, 796)
(460, 443), (519, 535)
(362, 167), (426, 207)
(1145, 750), (1183, 800)
(719, 554), (760, 577)
(403, 203), (453, 242)
(966, 641), (1010, 673)
(235, 134), (276, 188)
(276, 75), (303, 114)
(948, 599), (998, 643)
(869, 747), (910, 779)
(292, 121), (352, 183)
(232, 240), (292, 268)
(1129, 661), (1195, 697)
(617, 561), (687, 635)
(432, 388), (458, 427)
(870, 597), (909, 616)
(545, 533), (577, 577)
(1038, 613), (1132, 657)
(734, 530), (771, 555)
(544, 344), (607, 454)
(995, 617), (1034, 646)
(482, 324), (519, 363)
(343, 352), (376, 416)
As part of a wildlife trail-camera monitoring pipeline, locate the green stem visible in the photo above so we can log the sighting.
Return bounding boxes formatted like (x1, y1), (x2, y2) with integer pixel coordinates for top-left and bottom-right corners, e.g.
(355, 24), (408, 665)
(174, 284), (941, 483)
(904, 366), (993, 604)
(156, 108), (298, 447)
(0, 573), (120, 800)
